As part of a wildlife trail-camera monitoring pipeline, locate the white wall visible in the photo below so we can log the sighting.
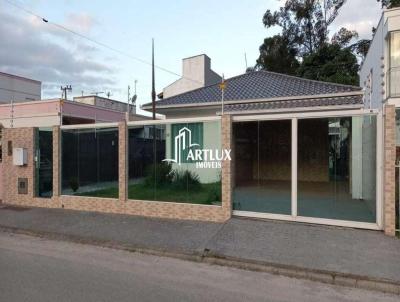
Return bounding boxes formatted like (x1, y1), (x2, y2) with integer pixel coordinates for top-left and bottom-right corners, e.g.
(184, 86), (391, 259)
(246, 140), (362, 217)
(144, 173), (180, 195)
(360, 8), (400, 109)
(165, 120), (221, 183)
(163, 55), (221, 99)
(0, 72), (41, 104)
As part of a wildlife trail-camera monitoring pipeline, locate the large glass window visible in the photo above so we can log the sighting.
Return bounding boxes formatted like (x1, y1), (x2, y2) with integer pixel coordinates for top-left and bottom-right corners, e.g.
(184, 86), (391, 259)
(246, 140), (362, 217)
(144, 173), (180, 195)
(233, 120), (291, 214)
(390, 31), (400, 97)
(128, 120), (222, 205)
(35, 128), (53, 198)
(61, 127), (119, 198)
(395, 110), (400, 232)
(297, 116), (376, 222)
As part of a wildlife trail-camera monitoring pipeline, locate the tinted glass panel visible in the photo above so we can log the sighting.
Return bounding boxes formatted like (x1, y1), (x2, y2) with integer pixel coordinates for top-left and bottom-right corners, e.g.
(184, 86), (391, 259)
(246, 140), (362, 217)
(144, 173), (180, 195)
(297, 116), (376, 223)
(128, 121), (222, 205)
(61, 128), (119, 198)
(233, 120), (291, 214)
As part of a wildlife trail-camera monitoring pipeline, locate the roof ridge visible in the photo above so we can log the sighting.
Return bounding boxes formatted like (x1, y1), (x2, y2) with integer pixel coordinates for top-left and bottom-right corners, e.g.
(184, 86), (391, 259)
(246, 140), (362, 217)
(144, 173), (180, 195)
(256, 70), (361, 90)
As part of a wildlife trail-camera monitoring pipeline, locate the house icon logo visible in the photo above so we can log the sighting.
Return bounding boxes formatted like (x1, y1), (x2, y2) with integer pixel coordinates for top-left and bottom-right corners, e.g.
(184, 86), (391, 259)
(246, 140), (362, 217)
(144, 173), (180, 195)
(163, 127), (199, 165)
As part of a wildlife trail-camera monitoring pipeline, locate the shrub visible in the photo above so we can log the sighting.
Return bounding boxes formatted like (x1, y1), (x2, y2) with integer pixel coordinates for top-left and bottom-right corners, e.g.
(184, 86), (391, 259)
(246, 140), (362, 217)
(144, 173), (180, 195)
(144, 162), (173, 187)
(206, 183), (221, 203)
(171, 169), (200, 190)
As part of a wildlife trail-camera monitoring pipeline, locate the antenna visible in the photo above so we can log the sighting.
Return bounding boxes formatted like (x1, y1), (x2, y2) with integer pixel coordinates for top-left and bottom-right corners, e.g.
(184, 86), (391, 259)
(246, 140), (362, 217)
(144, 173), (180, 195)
(106, 92), (112, 98)
(244, 52), (248, 71)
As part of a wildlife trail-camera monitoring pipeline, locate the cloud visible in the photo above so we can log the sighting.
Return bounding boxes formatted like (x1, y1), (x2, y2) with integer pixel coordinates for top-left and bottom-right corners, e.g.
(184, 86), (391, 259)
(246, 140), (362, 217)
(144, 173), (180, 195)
(0, 10), (118, 98)
(331, 0), (382, 39)
(64, 12), (98, 33)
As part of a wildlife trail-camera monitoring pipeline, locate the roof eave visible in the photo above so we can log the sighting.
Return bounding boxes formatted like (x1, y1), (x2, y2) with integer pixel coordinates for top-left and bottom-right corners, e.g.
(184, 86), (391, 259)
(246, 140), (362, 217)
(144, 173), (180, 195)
(141, 91), (364, 111)
(218, 104), (364, 116)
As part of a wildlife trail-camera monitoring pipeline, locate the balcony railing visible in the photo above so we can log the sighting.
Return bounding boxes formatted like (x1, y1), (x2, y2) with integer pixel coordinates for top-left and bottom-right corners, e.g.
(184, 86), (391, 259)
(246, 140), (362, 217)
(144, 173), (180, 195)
(388, 67), (400, 98)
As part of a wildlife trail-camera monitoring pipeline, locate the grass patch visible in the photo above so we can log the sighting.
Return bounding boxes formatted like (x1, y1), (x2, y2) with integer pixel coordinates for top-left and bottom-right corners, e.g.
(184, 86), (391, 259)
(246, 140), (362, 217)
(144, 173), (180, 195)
(76, 182), (221, 205)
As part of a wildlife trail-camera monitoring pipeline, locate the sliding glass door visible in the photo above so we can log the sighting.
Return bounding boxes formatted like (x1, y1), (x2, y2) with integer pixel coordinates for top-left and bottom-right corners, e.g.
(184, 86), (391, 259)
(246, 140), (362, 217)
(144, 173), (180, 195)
(233, 113), (379, 227)
(233, 120), (291, 215)
(297, 116), (377, 223)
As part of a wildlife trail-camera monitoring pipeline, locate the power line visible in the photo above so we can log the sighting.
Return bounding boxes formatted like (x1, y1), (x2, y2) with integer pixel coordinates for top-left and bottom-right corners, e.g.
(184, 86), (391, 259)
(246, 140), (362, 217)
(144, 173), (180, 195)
(2, 0), (202, 85)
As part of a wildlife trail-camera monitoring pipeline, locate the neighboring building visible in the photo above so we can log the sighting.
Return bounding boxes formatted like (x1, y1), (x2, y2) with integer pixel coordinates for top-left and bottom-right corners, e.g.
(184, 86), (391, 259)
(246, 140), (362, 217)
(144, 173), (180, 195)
(0, 72), (41, 104)
(73, 95), (136, 115)
(161, 54), (221, 99)
(0, 96), (148, 128)
(360, 7), (400, 236)
(360, 7), (400, 109)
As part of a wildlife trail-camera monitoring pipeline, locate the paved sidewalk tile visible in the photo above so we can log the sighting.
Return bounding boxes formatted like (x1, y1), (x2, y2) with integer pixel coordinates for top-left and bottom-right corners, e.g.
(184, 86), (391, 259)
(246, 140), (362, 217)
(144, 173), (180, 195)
(0, 206), (399, 283)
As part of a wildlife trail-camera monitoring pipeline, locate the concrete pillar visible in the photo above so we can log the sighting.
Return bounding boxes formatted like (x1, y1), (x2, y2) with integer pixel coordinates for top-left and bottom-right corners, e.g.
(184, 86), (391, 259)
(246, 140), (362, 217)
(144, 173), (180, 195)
(52, 126), (60, 199)
(221, 114), (232, 220)
(384, 104), (396, 236)
(118, 121), (128, 202)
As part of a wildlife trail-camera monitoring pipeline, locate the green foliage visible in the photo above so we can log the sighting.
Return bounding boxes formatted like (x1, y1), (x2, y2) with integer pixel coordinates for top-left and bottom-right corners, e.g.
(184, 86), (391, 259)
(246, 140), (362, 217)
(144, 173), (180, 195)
(297, 43), (359, 85)
(143, 162), (202, 191)
(171, 169), (201, 190)
(206, 183), (221, 203)
(256, 0), (363, 86)
(256, 35), (299, 75)
(144, 162), (173, 187)
(378, 0), (400, 8)
(69, 177), (79, 192)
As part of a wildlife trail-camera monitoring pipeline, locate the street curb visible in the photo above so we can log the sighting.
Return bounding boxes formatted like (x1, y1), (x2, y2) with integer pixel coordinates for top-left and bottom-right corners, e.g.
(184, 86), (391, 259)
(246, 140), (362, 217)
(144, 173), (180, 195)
(1, 225), (399, 295)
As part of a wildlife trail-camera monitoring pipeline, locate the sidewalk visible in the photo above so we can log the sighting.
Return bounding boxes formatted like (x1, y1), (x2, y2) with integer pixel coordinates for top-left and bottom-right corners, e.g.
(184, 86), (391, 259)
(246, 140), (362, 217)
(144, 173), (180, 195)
(0, 205), (399, 294)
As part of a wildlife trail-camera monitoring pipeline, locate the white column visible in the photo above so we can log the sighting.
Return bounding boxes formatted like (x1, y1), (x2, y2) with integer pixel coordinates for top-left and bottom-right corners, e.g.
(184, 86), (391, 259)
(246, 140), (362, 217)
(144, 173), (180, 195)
(292, 118), (298, 217)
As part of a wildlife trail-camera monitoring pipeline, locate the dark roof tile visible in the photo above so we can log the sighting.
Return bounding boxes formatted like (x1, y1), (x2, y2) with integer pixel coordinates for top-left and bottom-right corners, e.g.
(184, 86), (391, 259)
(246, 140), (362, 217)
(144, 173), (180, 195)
(145, 71), (361, 108)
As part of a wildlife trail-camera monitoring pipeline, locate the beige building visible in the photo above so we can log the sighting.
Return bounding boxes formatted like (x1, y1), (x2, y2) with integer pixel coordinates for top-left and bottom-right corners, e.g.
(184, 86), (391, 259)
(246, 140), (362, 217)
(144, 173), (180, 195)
(0, 72), (41, 104)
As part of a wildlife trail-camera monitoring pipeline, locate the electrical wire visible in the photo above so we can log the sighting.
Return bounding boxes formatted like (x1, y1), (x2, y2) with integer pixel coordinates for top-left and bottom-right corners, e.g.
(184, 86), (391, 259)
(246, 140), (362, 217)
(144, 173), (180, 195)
(2, 0), (203, 84)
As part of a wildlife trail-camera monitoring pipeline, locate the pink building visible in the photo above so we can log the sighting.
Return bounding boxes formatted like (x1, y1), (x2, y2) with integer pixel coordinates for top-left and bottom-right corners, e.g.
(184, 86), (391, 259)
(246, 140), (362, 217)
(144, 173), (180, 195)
(0, 96), (149, 128)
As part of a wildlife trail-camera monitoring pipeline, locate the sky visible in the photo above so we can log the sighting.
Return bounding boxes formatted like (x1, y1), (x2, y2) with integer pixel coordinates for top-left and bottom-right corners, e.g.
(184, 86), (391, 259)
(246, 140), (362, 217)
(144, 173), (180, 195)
(0, 0), (383, 114)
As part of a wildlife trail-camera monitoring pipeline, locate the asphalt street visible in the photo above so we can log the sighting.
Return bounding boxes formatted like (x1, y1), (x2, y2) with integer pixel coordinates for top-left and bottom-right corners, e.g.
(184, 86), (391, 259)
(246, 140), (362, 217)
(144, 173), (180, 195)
(0, 232), (398, 302)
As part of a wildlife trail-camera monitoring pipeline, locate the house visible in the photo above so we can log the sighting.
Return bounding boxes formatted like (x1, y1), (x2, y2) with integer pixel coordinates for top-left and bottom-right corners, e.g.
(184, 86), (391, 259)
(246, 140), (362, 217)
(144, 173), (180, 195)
(0, 72), (41, 103)
(1, 22), (396, 235)
(134, 51), (387, 232)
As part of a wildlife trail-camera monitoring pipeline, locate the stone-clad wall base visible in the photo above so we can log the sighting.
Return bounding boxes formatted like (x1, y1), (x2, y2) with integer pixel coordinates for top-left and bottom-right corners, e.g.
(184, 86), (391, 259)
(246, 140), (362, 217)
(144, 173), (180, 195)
(384, 105), (396, 236)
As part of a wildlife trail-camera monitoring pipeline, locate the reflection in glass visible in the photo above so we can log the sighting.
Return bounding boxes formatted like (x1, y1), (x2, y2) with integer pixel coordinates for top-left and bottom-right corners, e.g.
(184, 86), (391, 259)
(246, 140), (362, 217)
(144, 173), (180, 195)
(61, 128), (119, 198)
(390, 32), (400, 96)
(298, 116), (376, 222)
(36, 128), (53, 197)
(395, 110), (400, 230)
(128, 121), (222, 205)
(233, 120), (291, 214)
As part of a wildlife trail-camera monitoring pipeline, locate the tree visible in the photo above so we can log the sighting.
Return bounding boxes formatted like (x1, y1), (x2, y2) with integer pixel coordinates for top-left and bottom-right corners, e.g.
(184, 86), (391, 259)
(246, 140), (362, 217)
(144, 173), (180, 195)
(262, 0), (347, 57)
(256, 35), (299, 75)
(256, 0), (362, 86)
(297, 43), (359, 85)
(377, 0), (400, 8)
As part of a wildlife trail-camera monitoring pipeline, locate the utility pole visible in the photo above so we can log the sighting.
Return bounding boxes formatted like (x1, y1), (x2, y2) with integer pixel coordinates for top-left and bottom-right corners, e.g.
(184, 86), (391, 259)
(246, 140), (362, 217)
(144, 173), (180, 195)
(151, 38), (156, 120)
(61, 85), (72, 101)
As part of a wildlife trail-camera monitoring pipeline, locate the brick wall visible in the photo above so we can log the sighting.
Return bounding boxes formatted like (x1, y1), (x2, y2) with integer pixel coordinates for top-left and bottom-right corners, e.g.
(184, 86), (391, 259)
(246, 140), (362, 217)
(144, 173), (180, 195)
(384, 105), (396, 236)
(2, 119), (232, 223)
